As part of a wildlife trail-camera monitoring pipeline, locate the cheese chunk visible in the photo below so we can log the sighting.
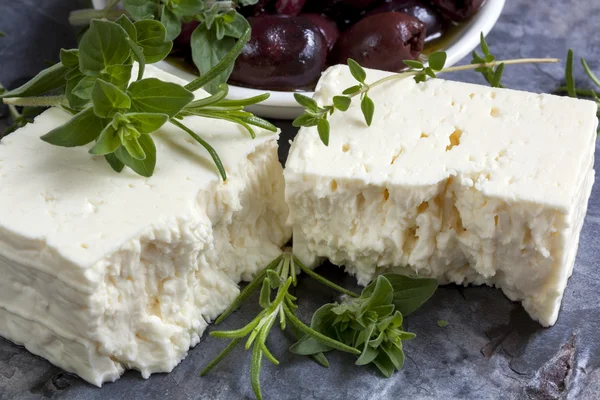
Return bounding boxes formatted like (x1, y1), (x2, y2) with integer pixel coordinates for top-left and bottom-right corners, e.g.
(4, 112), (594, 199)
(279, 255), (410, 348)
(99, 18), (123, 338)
(0, 65), (291, 386)
(285, 65), (597, 327)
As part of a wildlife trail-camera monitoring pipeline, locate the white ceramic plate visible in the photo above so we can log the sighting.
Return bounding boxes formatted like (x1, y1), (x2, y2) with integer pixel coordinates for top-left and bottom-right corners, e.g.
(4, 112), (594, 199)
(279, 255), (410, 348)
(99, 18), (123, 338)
(93, 0), (505, 119)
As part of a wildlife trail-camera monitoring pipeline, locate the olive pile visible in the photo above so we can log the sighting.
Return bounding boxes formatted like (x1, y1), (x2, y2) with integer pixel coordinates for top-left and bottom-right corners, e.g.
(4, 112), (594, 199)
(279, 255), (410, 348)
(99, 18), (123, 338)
(184, 0), (484, 91)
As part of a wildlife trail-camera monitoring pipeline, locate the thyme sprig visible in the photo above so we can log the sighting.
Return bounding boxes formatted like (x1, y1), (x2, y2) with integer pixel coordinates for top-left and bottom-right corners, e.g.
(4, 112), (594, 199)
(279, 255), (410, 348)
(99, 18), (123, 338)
(294, 33), (560, 145)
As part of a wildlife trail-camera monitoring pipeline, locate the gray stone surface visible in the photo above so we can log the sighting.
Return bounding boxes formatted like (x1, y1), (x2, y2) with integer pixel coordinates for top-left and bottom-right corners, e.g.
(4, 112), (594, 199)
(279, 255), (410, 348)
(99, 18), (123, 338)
(1, 0), (600, 399)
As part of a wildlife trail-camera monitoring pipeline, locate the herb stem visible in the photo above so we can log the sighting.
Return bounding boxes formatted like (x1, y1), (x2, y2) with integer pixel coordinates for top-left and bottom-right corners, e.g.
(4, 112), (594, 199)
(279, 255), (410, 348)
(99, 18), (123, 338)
(68, 8), (125, 26)
(3, 96), (64, 107)
(293, 256), (359, 298)
(351, 58), (560, 98)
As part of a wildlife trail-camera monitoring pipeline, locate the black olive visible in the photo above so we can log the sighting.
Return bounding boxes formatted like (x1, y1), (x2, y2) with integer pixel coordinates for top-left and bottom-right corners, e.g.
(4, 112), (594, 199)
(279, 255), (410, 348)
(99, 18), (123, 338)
(430, 0), (484, 22)
(368, 0), (446, 42)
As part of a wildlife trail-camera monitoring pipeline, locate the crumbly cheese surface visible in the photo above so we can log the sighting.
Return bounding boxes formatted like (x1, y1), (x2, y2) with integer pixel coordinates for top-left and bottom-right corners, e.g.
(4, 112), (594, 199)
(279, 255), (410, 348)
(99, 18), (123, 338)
(285, 65), (597, 327)
(0, 65), (291, 386)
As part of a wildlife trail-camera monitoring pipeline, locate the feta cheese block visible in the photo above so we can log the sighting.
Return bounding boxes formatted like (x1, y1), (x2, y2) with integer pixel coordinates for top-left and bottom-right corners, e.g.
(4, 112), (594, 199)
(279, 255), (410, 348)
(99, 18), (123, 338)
(0, 65), (290, 386)
(285, 65), (598, 327)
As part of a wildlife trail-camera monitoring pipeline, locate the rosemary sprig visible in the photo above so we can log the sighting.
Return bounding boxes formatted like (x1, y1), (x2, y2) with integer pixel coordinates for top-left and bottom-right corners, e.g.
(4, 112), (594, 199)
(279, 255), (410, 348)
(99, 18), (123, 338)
(293, 32), (560, 145)
(1, 17), (274, 179)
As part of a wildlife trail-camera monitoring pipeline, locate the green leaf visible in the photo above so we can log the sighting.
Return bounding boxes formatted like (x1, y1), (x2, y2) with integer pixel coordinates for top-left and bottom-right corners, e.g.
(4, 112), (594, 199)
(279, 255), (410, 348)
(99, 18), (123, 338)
(294, 93), (319, 112)
(266, 270), (281, 288)
(437, 320), (449, 327)
(160, 6), (182, 41)
(171, 0), (206, 16)
(491, 63), (504, 88)
(428, 51), (447, 71)
(134, 19), (173, 63)
(361, 95), (375, 126)
(582, 58), (600, 88)
(60, 49), (79, 68)
(92, 79), (131, 118)
(125, 112), (169, 134)
(223, 12), (250, 39)
(373, 351), (396, 378)
(122, 0), (158, 20)
(115, 15), (137, 40)
(480, 32), (490, 56)
(342, 85), (362, 95)
(65, 74), (91, 110)
(187, 27), (250, 93)
(41, 107), (105, 147)
(424, 67), (436, 78)
(190, 24), (236, 94)
(362, 274), (438, 316)
(78, 20), (131, 74)
(72, 76), (97, 100)
(105, 153), (124, 172)
(126, 39), (146, 81)
(403, 59), (424, 70)
(0, 62), (67, 98)
(259, 279), (271, 309)
(566, 49), (576, 97)
(250, 344), (263, 400)
(381, 343), (405, 370)
(317, 118), (330, 146)
(361, 276), (394, 309)
(128, 78), (194, 117)
(348, 58), (367, 83)
(292, 113), (318, 128)
(115, 134), (156, 176)
(332, 95), (351, 112)
(355, 326), (377, 365)
(102, 63), (133, 90)
(289, 304), (336, 356)
(122, 132), (146, 160)
(90, 124), (121, 155)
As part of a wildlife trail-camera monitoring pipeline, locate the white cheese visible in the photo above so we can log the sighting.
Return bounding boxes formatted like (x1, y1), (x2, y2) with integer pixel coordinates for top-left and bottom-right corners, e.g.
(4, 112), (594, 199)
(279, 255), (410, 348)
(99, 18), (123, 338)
(285, 65), (597, 327)
(0, 65), (291, 386)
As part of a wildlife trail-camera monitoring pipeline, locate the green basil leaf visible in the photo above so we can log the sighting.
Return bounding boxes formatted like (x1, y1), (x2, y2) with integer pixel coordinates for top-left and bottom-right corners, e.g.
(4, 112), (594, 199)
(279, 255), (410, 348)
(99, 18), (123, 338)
(128, 78), (194, 116)
(92, 79), (132, 118)
(361, 276), (393, 309)
(0, 63), (67, 98)
(122, 0), (158, 21)
(125, 112), (169, 134)
(190, 24), (235, 94)
(403, 59), (423, 70)
(356, 335), (378, 365)
(317, 118), (330, 146)
(361, 95), (375, 126)
(134, 19), (172, 64)
(160, 6), (182, 41)
(223, 12), (250, 39)
(347, 58), (367, 84)
(373, 351), (396, 378)
(362, 274), (438, 316)
(79, 20), (131, 74)
(122, 135), (146, 160)
(60, 49), (79, 68)
(65, 74), (91, 110)
(72, 76), (97, 100)
(101, 63), (133, 90)
(105, 153), (124, 172)
(171, 0), (205, 17)
(427, 51), (447, 71)
(115, 15), (137, 40)
(89, 124), (122, 155)
(294, 93), (319, 112)
(115, 134), (156, 176)
(332, 95), (351, 112)
(381, 343), (405, 370)
(41, 108), (105, 147)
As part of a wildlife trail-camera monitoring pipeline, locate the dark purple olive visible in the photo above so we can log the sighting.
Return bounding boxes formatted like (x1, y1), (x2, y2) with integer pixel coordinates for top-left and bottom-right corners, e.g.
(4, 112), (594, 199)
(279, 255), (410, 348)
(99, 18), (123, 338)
(333, 12), (426, 72)
(303, 0), (374, 31)
(300, 14), (339, 50)
(275, 0), (307, 15)
(368, 0), (445, 42)
(430, 0), (483, 21)
(230, 15), (328, 90)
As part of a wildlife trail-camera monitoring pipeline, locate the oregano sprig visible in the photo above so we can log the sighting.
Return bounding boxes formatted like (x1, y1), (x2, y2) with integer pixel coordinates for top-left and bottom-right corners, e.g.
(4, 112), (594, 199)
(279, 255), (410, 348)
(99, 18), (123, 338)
(1, 18), (274, 180)
(202, 252), (438, 400)
(294, 33), (560, 146)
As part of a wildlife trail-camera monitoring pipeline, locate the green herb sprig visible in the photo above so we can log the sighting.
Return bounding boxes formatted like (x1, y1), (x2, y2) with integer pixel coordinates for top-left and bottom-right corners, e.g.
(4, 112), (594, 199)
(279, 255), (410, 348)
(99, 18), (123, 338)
(202, 253), (438, 399)
(1, 17), (274, 180)
(294, 33), (560, 145)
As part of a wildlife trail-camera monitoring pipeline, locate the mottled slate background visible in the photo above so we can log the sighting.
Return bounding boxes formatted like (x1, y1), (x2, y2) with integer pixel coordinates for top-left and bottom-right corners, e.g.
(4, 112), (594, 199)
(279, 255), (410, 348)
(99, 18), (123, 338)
(1, 0), (600, 399)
